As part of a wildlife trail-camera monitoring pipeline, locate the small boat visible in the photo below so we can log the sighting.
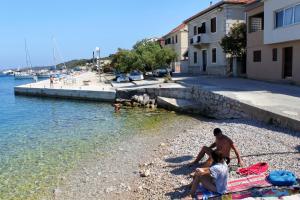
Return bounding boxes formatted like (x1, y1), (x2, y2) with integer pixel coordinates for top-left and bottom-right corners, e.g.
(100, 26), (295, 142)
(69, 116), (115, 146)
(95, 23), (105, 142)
(37, 73), (51, 78)
(2, 70), (14, 76)
(14, 72), (37, 79)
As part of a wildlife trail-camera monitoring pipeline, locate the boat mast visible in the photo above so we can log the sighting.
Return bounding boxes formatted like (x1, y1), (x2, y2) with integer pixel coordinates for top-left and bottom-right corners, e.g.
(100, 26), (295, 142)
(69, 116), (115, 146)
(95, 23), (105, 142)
(53, 47), (57, 70)
(24, 39), (33, 70)
(52, 37), (67, 69)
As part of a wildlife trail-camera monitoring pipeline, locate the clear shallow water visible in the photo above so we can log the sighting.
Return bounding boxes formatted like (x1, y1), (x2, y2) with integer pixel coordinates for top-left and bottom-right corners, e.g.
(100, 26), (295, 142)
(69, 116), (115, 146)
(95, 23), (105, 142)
(0, 76), (178, 200)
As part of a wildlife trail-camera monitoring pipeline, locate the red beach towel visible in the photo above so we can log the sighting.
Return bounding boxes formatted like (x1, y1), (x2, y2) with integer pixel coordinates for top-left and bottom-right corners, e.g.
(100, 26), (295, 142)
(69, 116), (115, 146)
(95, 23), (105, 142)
(197, 174), (272, 199)
(237, 162), (269, 176)
(227, 174), (271, 192)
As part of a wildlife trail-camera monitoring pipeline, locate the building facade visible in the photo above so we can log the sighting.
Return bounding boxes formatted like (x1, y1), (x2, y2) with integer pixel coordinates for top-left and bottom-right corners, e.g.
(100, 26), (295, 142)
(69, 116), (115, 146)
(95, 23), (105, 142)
(162, 23), (189, 73)
(246, 0), (300, 84)
(184, 0), (250, 75)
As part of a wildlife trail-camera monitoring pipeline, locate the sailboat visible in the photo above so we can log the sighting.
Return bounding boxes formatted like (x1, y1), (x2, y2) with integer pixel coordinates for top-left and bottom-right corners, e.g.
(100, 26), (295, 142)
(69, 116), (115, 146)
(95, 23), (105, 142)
(14, 40), (37, 80)
(51, 37), (68, 79)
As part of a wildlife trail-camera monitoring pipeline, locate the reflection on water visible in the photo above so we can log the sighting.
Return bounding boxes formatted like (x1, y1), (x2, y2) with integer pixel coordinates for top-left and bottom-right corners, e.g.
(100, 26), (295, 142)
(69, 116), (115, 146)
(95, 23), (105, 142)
(0, 76), (179, 199)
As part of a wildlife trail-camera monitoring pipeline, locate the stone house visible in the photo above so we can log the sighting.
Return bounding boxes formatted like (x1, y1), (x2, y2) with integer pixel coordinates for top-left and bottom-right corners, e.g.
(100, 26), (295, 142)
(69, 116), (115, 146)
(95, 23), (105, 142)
(184, 0), (252, 76)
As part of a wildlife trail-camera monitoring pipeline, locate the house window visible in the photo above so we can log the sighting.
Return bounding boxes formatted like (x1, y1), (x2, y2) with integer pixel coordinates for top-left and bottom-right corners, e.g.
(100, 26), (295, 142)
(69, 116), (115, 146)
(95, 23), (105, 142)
(198, 22), (206, 34)
(284, 7), (294, 25)
(249, 13), (264, 33)
(295, 4), (300, 23)
(190, 38), (194, 44)
(211, 17), (216, 33)
(198, 27), (202, 34)
(212, 48), (217, 63)
(194, 26), (197, 35)
(275, 10), (284, 28)
(175, 35), (178, 43)
(272, 48), (278, 61)
(172, 36), (175, 44)
(194, 52), (198, 64)
(275, 5), (300, 28)
(165, 38), (171, 45)
(253, 50), (261, 62)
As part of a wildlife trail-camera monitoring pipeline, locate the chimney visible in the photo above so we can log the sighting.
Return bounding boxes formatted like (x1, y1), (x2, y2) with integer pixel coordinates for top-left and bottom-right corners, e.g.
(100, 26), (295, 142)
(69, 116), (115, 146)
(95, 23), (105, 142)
(210, 1), (213, 6)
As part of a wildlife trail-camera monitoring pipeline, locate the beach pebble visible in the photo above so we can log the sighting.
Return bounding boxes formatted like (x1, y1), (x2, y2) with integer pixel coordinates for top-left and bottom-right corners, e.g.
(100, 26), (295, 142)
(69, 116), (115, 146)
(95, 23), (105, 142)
(53, 188), (62, 199)
(180, 179), (190, 186)
(140, 169), (151, 177)
(105, 186), (115, 193)
(160, 143), (166, 147)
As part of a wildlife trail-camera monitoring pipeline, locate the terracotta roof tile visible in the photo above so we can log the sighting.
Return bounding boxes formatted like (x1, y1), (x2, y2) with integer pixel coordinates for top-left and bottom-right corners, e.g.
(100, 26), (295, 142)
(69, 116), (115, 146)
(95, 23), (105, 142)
(184, 0), (255, 23)
(163, 23), (187, 38)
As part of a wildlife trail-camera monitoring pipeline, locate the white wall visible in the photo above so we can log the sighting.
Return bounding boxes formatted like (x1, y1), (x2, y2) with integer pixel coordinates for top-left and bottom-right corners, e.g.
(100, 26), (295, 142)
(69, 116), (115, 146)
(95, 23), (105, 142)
(264, 0), (300, 44)
(187, 4), (245, 74)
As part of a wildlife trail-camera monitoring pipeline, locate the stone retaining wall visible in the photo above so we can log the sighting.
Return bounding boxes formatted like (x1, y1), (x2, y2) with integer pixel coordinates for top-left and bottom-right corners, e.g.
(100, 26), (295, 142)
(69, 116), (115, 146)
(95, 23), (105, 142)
(116, 86), (247, 119)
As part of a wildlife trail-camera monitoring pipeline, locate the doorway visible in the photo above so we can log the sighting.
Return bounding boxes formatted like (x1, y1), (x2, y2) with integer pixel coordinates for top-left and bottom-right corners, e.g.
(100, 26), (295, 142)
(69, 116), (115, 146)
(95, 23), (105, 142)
(283, 47), (293, 78)
(202, 50), (207, 72)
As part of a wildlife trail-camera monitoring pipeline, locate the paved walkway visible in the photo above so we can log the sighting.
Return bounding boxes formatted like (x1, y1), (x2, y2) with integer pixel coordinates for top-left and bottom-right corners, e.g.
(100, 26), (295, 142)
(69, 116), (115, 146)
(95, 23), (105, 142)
(18, 72), (115, 91)
(174, 75), (300, 122)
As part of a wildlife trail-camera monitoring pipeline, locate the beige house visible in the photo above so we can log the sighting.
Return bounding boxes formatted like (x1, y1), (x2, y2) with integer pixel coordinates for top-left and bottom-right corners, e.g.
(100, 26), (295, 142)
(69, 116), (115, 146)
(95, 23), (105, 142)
(184, 0), (251, 75)
(246, 0), (300, 84)
(162, 23), (189, 73)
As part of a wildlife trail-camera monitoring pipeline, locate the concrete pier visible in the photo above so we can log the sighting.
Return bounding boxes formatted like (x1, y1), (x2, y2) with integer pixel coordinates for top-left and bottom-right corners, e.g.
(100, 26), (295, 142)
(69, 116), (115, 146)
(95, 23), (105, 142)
(14, 72), (116, 102)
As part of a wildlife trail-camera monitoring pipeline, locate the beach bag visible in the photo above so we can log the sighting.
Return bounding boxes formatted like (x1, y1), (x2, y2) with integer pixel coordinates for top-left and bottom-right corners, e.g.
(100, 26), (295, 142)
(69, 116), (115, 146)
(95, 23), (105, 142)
(237, 162), (269, 176)
(267, 170), (297, 186)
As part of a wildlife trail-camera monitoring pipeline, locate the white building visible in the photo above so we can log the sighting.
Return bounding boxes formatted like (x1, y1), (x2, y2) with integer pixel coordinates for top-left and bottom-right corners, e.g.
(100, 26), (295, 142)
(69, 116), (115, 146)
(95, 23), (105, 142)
(246, 0), (300, 84)
(184, 0), (251, 75)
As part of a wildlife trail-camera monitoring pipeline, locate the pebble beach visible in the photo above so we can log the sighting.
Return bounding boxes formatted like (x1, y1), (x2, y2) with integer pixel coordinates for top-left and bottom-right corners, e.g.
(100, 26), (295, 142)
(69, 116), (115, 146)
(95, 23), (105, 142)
(55, 114), (300, 200)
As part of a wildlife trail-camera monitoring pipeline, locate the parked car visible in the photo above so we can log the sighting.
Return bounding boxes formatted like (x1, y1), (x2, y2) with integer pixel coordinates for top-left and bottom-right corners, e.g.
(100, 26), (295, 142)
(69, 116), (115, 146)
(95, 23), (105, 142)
(152, 68), (173, 77)
(116, 74), (130, 83)
(128, 71), (144, 81)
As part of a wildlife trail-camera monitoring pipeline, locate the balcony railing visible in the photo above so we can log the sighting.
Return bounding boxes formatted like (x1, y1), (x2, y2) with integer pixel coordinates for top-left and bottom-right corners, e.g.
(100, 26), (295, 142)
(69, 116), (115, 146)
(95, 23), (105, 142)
(191, 34), (210, 46)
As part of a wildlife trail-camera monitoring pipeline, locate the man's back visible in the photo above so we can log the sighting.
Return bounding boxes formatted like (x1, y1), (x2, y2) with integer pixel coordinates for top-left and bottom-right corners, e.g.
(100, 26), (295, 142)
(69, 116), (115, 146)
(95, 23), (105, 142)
(215, 135), (233, 158)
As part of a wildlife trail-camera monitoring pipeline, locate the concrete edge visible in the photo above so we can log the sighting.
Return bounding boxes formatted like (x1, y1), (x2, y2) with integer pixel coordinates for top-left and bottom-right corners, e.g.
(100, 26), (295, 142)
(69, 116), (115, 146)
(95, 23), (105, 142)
(14, 87), (116, 102)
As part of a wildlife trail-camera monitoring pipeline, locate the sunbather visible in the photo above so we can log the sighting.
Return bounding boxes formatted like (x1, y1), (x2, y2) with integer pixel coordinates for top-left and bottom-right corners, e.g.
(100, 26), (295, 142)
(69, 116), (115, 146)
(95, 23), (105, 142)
(190, 150), (229, 197)
(189, 128), (244, 167)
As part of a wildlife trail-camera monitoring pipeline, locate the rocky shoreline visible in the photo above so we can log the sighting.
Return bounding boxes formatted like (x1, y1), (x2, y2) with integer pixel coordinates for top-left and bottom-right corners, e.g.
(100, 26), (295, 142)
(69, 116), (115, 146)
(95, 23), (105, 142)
(115, 94), (157, 109)
(55, 114), (300, 200)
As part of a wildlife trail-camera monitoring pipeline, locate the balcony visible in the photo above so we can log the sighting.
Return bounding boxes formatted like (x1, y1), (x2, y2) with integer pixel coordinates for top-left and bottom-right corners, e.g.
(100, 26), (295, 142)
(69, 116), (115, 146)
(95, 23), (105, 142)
(191, 34), (210, 47)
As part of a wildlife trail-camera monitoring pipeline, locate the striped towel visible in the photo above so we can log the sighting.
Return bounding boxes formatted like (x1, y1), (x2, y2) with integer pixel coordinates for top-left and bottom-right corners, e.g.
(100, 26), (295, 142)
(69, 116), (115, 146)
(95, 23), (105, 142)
(197, 174), (271, 200)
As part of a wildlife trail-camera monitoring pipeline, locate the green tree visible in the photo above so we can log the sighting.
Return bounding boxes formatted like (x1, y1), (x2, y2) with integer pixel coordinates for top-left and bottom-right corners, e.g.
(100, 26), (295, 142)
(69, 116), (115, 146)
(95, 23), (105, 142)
(134, 39), (161, 71)
(157, 47), (177, 67)
(220, 23), (247, 57)
(111, 39), (177, 73)
(111, 49), (143, 73)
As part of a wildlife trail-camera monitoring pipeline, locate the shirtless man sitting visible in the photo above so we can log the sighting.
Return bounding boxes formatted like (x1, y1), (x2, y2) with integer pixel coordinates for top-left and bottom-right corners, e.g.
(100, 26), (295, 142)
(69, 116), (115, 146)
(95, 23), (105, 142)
(189, 128), (244, 167)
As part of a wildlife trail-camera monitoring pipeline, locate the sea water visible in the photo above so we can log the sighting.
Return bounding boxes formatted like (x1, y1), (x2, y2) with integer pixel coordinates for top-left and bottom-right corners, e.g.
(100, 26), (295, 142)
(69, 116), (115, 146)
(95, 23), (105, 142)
(0, 76), (178, 200)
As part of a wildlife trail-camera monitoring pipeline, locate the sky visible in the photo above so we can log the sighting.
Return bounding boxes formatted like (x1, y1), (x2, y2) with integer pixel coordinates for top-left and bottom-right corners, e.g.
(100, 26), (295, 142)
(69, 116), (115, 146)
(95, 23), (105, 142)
(0, 0), (214, 69)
